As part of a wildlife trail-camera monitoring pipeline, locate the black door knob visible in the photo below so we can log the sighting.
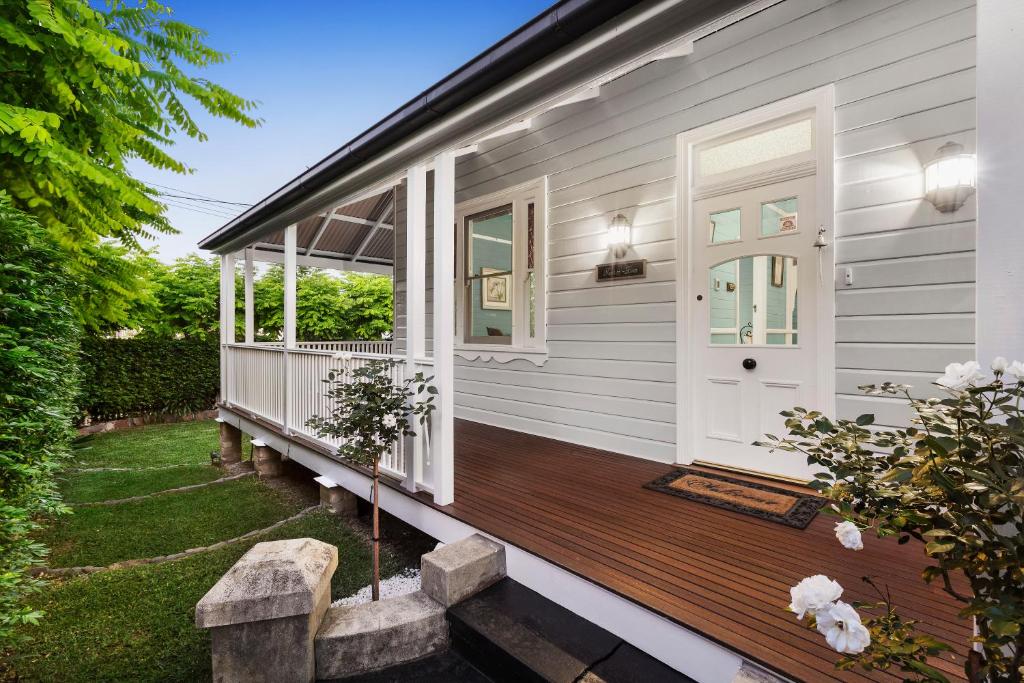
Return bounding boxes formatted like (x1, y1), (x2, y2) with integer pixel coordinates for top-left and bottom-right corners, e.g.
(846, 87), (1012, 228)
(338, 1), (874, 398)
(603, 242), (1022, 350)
(742, 358), (757, 370)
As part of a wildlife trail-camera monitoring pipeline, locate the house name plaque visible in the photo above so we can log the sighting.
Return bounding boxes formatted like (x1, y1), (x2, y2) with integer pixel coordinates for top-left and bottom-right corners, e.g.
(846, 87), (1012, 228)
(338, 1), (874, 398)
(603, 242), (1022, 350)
(596, 259), (647, 282)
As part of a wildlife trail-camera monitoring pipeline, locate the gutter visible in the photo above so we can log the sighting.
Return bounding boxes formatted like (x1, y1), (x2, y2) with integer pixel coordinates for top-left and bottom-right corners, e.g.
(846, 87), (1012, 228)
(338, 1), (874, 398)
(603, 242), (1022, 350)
(198, 0), (644, 251)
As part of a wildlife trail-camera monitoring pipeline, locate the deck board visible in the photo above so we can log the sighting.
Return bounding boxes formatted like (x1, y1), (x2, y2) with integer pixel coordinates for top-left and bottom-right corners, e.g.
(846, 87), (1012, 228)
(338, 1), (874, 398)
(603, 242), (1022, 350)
(407, 419), (970, 683)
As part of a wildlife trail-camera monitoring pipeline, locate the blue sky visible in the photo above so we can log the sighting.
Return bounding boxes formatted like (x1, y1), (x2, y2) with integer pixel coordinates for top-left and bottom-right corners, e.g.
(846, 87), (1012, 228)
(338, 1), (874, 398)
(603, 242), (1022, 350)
(132, 0), (553, 262)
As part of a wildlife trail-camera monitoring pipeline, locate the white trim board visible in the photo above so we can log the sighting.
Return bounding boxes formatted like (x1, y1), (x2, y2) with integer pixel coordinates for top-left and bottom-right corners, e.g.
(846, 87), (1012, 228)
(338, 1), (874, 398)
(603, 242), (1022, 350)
(219, 407), (749, 682)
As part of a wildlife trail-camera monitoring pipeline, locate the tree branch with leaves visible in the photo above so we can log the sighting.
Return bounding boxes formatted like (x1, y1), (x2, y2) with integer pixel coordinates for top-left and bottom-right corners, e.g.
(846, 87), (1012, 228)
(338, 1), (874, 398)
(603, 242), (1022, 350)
(0, 0), (260, 331)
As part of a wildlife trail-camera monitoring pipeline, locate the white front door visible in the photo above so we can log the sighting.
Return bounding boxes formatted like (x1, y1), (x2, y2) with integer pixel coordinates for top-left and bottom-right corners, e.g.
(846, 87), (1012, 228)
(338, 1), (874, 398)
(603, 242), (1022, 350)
(677, 89), (834, 482)
(691, 177), (817, 480)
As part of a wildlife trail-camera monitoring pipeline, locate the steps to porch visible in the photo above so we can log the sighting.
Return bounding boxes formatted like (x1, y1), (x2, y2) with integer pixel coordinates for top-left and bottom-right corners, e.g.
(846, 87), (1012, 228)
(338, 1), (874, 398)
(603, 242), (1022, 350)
(448, 578), (694, 683)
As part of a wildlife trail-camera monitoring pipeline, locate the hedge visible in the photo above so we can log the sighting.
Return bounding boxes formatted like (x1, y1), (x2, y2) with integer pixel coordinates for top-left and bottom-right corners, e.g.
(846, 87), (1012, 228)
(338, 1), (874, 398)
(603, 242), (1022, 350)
(0, 193), (80, 644)
(79, 337), (220, 421)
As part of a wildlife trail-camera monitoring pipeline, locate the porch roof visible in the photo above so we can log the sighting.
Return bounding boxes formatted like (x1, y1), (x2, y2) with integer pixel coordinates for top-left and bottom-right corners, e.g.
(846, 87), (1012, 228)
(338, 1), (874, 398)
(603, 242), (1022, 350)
(252, 189), (395, 267)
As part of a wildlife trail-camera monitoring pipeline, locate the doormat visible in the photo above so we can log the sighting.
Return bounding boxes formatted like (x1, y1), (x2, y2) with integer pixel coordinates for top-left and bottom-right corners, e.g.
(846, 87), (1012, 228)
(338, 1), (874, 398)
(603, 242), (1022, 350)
(644, 467), (825, 529)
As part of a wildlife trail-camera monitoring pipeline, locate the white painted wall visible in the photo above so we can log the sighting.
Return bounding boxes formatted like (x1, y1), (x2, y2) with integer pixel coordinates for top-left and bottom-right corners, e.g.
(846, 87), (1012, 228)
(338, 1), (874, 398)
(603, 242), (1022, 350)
(976, 0), (1024, 366)
(393, 0), (979, 460)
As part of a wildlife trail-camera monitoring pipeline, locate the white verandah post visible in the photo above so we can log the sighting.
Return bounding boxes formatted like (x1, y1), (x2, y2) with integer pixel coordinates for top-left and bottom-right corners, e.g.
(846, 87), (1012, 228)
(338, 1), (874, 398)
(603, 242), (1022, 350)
(283, 224), (297, 432)
(244, 247), (255, 344)
(432, 150), (455, 505)
(219, 253), (236, 403)
(405, 164), (427, 491)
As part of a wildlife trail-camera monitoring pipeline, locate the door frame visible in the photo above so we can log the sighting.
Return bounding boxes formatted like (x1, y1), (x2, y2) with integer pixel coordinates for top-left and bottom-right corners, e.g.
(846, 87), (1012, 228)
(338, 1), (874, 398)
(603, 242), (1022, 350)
(674, 86), (836, 470)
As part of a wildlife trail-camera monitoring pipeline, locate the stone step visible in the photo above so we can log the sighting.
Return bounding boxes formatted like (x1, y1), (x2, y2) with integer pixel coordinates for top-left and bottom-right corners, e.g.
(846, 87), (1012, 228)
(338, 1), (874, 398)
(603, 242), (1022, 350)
(448, 579), (695, 683)
(314, 591), (448, 680)
(421, 534), (506, 607)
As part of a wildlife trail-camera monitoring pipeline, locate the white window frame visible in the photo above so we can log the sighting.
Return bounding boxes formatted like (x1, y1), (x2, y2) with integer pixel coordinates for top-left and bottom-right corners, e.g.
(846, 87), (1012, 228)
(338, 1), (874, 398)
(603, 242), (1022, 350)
(455, 178), (547, 365)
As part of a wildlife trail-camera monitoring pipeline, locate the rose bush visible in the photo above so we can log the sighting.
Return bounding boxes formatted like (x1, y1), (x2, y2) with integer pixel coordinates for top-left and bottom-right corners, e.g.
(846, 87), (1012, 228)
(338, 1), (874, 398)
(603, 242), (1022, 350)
(759, 358), (1024, 682)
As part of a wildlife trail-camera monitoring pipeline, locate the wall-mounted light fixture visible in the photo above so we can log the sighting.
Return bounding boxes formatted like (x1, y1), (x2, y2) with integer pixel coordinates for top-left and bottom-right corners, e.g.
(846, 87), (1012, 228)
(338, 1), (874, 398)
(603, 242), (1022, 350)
(924, 141), (976, 213)
(607, 213), (631, 258)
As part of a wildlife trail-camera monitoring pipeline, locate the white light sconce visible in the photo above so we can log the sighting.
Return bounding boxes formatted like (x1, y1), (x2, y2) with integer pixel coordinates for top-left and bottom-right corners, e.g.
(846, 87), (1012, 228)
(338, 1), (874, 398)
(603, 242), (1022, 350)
(608, 213), (631, 258)
(924, 141), (976, 213)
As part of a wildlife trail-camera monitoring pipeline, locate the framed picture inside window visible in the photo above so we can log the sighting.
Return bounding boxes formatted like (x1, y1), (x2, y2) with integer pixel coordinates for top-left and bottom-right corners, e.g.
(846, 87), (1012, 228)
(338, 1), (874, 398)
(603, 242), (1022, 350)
(480, 267), (512, 310)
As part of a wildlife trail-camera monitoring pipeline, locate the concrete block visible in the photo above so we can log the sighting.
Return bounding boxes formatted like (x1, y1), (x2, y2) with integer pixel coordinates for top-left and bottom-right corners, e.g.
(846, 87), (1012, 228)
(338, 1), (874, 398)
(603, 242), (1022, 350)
(421, 534), (506, 607)
(195, 538), (338, 683)
(218, 420), (242, 465)
(319, 485), (358, 516)
(252, 439), (282, 478)
(314, 591), (448, 679)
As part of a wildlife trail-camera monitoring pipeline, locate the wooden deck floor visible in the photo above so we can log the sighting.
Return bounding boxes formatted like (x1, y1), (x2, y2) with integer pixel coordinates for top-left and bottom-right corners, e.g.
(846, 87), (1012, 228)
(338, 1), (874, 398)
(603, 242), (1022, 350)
(410, 419), (969, 683)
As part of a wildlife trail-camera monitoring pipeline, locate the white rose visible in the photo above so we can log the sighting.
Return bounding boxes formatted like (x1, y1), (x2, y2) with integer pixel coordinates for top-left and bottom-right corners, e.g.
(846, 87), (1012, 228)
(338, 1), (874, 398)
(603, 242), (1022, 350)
(935, 360), (984, 392)
(382, 414), (398, 429)
(991, 357), (1009, 375)
(789, 575), (843, 620)
(1007, 360), (1024, 382)
(834, 521), (863, 550)
(333, 351), (354, 362)
(815, 601), (871, 654)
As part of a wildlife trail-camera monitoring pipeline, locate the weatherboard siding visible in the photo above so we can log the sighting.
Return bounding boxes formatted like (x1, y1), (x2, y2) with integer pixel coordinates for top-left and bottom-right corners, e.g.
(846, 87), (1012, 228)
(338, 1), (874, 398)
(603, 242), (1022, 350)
(393, 0), (977, 460)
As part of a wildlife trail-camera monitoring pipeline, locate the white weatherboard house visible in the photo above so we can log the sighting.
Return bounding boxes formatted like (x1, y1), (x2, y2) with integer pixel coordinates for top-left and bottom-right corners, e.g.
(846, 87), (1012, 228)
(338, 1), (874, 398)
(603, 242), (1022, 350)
(200, 1), (1023, 681)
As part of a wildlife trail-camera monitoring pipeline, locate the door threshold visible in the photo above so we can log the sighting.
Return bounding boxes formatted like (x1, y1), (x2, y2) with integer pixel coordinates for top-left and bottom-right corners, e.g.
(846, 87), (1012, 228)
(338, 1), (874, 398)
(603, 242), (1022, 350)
(689, 460), (811, 487)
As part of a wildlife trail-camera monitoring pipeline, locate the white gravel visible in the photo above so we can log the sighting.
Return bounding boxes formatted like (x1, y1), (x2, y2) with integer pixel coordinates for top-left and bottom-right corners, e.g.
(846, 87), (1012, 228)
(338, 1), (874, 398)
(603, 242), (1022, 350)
(331, 568), (421, 608)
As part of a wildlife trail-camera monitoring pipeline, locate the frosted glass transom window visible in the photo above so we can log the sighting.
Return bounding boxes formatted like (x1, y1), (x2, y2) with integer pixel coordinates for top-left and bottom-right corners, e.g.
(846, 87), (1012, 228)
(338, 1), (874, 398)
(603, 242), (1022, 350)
(698, 118), (813, 178)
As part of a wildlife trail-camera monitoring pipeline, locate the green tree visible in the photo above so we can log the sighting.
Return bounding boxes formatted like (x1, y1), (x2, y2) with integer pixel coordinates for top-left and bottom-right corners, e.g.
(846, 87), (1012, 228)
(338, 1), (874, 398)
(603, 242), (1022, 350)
(296, 271), (348, 341)
(0, 194), (79, 645)
(0, 0), (259, 330)
(338, 273), (394, 341)
(252, 267), (393, 342)
(148, 254), (241, 340)
(78, 242), (162, 334)
(253, 264), (285, 340)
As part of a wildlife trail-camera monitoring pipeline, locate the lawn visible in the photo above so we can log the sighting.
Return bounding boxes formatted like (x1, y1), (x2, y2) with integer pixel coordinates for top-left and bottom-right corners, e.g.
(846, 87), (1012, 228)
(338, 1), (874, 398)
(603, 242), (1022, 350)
(71, 420), (242, 469)
(39, 477), (302, 568)
(59, 465), (223, 504)
(10, 510), (421, 683)
(8, 419), (436, 682)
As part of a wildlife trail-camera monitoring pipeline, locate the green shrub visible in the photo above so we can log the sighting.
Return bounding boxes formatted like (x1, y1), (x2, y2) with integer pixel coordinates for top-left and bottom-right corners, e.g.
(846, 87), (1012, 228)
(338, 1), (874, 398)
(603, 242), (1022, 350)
(0, 193), (79, 644)
(78, 337), (219, 421)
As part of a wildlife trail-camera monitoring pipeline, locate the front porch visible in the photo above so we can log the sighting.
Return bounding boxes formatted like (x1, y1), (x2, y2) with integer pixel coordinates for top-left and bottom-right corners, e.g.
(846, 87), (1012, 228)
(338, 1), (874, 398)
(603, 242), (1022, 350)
(218, 398), (969, 683)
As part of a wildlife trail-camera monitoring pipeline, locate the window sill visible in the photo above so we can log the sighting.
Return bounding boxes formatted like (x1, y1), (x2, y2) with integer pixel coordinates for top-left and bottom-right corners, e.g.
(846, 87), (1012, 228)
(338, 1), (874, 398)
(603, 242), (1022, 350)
(454, 344), (549, 366)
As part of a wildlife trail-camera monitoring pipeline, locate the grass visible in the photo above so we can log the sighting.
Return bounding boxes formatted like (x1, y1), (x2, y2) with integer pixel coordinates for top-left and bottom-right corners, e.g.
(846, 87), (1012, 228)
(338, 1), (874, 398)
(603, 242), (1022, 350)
(59, 465), (224, 505)
(70, 420), (244, 469)
(10, 510), (420, 683)
(38, 478), (302, 568)
(8, 418), (435, 682)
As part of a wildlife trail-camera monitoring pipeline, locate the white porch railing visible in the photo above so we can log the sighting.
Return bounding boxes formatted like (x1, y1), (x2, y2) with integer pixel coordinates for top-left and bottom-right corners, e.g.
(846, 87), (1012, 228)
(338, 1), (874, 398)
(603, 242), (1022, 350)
(257, 340), (394, 354)
(223, 344), (430, 484)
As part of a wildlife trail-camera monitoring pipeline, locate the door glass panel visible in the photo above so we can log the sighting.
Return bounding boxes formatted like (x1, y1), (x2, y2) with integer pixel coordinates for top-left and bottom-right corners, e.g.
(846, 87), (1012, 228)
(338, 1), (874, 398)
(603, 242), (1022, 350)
(708, 255), (798, 345)
(466, 207), (513, 343)
(709, 207), (741, 244)
(760, 197), (798, 237)
(697, 118), (813, 178)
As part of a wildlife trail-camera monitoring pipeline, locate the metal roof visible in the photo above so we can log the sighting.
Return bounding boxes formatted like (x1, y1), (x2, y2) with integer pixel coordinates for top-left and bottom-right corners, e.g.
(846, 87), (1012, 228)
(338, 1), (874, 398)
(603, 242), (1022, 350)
(251, 189), (394, 265)
(198, 0), (644, 252)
